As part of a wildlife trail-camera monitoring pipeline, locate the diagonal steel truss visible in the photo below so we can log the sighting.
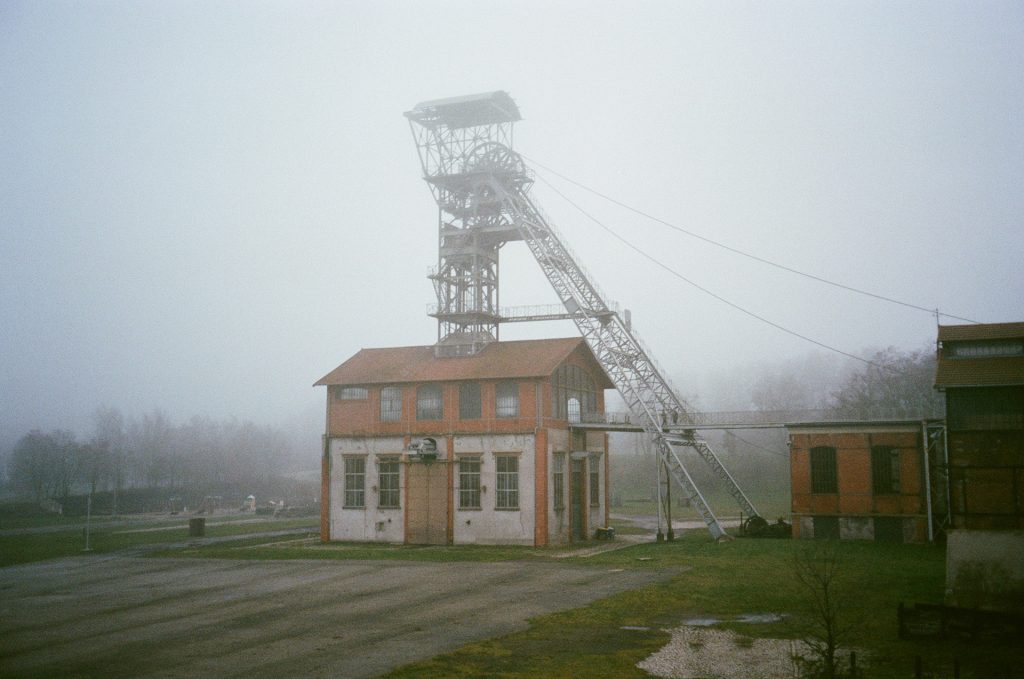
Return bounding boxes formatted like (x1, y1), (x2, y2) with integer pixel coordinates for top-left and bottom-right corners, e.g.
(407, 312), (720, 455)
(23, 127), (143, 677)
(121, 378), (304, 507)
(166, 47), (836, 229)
(505, 182), (759, 539)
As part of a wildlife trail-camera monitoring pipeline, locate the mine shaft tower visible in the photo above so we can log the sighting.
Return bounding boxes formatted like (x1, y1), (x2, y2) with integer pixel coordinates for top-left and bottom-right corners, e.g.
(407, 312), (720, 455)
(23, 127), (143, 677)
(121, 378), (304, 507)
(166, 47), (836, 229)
(405, 91), (762, 539)
(405, 91), (528, 358)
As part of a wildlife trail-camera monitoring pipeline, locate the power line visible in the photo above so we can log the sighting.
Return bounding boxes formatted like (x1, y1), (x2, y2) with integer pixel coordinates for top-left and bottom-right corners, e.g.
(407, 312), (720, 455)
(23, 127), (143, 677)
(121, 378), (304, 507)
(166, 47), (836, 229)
(726, 431), (789, 459)
(522, 154), (981, 325)
(534, 174), (907, 375)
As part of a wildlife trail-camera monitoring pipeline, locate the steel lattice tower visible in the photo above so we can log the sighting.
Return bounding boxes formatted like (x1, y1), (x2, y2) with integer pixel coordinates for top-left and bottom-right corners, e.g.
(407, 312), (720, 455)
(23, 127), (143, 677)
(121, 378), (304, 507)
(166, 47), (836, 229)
(405, 92), (529, 357)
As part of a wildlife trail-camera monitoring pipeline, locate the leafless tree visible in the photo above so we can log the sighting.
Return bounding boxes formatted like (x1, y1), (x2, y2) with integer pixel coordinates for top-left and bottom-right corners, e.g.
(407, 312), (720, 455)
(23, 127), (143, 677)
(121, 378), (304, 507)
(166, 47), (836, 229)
(791, 540), (853, 679)
(829, 346), (943, 420)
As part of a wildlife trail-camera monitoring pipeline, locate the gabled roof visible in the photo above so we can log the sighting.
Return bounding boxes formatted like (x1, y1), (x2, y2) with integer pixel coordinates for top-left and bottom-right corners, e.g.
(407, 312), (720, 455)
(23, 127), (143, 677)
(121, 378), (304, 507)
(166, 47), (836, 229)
(314, 337), (614, 388)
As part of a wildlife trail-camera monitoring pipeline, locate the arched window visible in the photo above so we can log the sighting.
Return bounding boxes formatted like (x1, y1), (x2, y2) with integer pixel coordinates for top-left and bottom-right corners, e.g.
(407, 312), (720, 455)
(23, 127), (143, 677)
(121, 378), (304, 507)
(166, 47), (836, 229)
(567, 397), (581, 424)
(552, 364), (598, 420)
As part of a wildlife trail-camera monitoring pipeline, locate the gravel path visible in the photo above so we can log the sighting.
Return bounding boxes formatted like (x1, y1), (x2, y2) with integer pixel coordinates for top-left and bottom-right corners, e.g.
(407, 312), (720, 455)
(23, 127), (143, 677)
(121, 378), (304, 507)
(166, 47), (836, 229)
(0, 555), (672, 678)
(638, 627), (809, 679)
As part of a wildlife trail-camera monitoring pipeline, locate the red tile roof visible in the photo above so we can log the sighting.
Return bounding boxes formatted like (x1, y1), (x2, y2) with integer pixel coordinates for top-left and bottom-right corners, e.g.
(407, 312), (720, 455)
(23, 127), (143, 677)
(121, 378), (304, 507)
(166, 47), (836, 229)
(938, 322), (1024, 342)
(314, 337), (614, 388)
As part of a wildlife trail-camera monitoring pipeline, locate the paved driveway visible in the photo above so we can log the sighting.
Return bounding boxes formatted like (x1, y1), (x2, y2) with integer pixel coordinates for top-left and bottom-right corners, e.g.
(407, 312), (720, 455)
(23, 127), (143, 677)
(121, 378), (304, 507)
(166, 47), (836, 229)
(0, 555), (670, 678)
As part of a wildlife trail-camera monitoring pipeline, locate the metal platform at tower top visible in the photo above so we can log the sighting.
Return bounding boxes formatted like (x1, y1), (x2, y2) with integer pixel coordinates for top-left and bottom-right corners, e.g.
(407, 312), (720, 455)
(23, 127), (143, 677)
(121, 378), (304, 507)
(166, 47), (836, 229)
(405, 91), (521, 129)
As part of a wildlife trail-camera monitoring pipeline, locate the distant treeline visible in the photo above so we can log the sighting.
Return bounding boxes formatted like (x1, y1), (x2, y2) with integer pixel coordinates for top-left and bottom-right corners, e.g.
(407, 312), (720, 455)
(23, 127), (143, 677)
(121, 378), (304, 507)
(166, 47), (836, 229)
(3, 407), (315, 512)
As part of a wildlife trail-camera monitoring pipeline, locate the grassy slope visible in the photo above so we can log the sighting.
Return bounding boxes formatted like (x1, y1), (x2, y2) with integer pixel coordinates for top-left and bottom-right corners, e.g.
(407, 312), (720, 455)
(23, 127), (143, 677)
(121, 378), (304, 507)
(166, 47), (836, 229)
(0, 515), (318, 567)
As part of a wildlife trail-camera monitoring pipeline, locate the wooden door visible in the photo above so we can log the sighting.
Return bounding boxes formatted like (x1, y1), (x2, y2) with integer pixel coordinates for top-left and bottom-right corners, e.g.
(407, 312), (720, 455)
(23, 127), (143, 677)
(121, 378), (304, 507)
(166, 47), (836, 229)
(406, 460), (449, 545)
(571, 458), (586, 541)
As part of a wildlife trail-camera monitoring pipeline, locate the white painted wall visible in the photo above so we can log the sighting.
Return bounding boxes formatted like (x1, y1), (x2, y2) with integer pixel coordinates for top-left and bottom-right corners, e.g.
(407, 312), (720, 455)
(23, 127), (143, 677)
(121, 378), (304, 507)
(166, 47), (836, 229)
(329, 437), (405, 543)
(453, 434), (536, 545)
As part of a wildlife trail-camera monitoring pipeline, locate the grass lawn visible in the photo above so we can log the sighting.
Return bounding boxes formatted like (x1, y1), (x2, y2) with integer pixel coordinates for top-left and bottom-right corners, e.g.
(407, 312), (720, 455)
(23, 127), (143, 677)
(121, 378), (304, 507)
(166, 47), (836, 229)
(613, 488), (792, 524)
(157, 527), (1021, 677)
(379, 534), (1018, 679)
(0, 515), (318, 567)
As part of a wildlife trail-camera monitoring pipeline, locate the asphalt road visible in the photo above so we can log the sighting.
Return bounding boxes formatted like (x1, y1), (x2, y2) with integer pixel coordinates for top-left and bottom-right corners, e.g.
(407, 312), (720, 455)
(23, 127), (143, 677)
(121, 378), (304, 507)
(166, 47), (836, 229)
(0, 554), (671, 678)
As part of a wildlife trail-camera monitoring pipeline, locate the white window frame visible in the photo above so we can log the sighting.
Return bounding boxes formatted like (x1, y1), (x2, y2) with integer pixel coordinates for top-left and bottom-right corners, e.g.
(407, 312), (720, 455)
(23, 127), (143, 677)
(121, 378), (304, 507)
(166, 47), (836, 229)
(343, 456), (366, 508)
(495, 454), (519, 510)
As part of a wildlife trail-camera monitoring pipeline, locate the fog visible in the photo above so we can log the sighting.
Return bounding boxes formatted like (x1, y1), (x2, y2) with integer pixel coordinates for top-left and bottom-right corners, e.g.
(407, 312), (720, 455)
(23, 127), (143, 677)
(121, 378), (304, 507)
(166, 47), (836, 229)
(2, 2), (1023, 461)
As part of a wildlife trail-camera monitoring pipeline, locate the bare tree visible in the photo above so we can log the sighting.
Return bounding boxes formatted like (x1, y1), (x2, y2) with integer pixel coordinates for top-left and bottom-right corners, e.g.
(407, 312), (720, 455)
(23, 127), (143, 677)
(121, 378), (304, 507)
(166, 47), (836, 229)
(792, 540), (852, 679)
(7, 429), (80, 502)
(829, 346), (943, 420)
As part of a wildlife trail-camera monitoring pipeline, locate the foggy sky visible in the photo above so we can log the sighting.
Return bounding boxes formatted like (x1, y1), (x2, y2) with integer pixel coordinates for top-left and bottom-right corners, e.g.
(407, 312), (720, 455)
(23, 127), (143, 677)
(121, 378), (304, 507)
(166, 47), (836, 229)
(2, 1), (1023, 444)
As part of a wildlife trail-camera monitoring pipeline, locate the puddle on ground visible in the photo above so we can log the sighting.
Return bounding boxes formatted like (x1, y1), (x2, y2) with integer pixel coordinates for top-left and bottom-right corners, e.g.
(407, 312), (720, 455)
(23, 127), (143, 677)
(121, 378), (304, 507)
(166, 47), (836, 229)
(681, 613), (785, 626)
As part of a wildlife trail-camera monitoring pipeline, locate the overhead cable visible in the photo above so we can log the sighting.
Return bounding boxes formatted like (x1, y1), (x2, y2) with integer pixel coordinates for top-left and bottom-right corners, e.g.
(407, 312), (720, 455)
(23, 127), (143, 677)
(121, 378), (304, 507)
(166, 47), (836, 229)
(523, 154), (980, 325)
(534, 174), (907, 375)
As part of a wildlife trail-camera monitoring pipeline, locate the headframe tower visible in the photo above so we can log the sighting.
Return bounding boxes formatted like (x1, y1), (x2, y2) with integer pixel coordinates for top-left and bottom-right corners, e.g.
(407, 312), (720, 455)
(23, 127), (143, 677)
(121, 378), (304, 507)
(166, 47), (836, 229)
(405, 91), (763, 539)
(405, 91), (529, 358)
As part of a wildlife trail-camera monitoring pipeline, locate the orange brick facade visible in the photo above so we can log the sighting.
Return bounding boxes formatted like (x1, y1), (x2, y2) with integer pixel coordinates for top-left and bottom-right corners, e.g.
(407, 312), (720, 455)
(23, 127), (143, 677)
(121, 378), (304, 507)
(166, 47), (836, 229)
(316, 339), (612, 546)
(789, 423), (929, 543)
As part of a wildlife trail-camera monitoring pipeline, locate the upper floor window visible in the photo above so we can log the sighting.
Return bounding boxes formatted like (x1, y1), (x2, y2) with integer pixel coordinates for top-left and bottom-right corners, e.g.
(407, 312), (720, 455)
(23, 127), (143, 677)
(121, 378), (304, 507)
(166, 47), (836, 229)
(417, 384), (443, 420)
(496, 381), (519, 418)
(871, 446), (900, 495)
(459, 383), (481, 420)
(336, 386), (368, 400)
(947, 340), (1024, 359)
(380, 387), (402, 423)
(552, 364), (598, 420)
(810, 446), (838, 494)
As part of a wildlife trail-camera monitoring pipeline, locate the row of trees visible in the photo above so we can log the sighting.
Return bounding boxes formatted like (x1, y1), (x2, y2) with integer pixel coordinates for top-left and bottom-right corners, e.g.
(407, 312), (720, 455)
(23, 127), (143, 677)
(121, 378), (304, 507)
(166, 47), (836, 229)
(748, 345), (943, 419)
(5, 407), (311, 507)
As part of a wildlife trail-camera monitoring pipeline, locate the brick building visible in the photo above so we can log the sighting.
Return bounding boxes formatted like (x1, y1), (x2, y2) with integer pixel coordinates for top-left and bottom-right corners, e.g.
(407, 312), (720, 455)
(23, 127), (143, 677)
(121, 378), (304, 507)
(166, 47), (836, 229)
(314, 337), (613, 546)
(935, 322), (1024, 529)
(789, 421), (936, 543)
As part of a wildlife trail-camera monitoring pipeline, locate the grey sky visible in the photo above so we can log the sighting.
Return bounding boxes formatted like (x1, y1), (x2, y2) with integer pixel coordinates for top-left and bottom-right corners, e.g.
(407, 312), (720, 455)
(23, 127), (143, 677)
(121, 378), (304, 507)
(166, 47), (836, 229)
(2, 1), (1022, 442)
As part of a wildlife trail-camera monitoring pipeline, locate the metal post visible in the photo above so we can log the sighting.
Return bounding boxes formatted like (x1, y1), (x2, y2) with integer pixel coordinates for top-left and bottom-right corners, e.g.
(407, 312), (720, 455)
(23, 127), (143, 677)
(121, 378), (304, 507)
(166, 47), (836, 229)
(655, 435), (664, 542)
(943, 424), (952, 528)
(922, 421), (934, 542)
(665, 457), (674, 541)
(83, 493), (92, 552)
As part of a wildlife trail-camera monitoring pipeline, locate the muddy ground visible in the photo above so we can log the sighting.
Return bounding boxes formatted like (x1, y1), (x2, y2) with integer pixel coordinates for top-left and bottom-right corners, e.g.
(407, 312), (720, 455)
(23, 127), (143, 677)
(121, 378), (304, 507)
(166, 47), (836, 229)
(0, 553), (671, 678)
